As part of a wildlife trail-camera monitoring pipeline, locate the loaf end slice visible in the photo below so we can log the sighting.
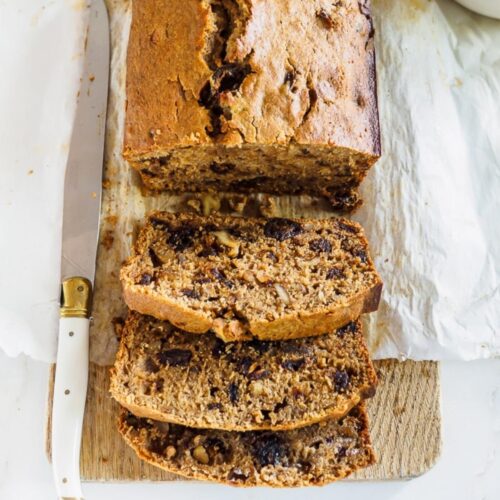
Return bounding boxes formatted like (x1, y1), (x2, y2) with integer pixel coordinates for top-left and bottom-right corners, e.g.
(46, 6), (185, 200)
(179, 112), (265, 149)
(110, 312), (377, 431)
(120, 212), (383, 341)
(118, 403), (376, 487)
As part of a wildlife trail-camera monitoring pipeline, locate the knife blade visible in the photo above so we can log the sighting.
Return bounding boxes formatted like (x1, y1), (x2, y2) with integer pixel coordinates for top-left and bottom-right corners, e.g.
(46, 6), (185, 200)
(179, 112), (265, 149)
(51, 1), (109, 498)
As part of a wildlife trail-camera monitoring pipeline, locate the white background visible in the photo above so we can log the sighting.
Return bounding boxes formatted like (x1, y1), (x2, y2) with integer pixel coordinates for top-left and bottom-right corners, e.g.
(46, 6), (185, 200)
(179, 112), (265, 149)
(1, 352), (498, 500)
(0, 1), (499, 499)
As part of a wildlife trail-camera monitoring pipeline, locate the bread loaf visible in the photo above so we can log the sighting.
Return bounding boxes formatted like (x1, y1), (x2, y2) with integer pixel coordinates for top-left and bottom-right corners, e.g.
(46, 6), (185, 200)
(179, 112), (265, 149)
(123, 0), (380, 210)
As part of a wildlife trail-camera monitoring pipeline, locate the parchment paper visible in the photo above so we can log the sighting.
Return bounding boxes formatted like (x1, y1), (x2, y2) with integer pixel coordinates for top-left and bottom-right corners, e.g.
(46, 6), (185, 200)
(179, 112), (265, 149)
(1, 0), (499, 364)
(0, 1), (89, 361)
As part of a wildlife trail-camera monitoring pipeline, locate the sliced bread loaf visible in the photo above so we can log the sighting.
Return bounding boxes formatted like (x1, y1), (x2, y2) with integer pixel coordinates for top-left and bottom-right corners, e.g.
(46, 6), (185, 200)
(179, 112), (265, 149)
(118, 404), (375, 487)
(120, 212), (382, 341)
(110, 312), (377, 431)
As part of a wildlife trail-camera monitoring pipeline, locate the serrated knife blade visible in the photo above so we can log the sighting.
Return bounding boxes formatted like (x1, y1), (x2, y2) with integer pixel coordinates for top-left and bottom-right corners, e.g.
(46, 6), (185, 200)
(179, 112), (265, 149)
(51, 1), (109, 499)
(60, 4), (108, 283)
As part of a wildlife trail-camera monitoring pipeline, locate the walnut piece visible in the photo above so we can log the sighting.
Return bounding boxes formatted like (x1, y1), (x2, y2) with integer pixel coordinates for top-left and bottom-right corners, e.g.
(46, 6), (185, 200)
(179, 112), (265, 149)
(202, 194), (221, 216)
(192, 445), (210, 464)
(274, 283), (290, 304)
(213, 230), (240, 257)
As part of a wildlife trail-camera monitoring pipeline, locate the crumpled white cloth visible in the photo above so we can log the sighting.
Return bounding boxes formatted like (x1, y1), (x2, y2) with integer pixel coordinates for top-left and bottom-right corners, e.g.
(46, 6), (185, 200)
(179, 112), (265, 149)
(0, 0), (498, 363)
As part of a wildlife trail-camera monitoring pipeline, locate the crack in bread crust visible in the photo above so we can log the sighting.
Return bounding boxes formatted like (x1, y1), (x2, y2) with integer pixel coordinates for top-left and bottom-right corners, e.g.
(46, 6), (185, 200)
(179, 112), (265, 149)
(199, 0), (253, 138)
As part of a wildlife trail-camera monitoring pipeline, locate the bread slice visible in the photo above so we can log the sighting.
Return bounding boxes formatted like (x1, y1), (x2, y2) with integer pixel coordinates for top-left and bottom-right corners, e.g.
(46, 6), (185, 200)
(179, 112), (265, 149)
(110, 312), (377, 431)
(120, 212), (382, 341)
(118, 403), (375, 487)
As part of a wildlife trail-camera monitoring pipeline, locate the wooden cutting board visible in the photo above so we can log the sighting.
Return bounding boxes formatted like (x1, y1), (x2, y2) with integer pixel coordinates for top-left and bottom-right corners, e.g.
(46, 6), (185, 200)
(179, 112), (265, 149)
(44, 0), (442, 483)
(75, 359), (440, 481)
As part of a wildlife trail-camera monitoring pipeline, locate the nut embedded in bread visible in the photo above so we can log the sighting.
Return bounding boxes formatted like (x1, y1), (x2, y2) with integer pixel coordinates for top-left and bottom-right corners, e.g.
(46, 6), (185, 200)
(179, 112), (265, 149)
(110, 312), (378, 431)
(118, 403), (376, 487)
(120, 212), (383, 342)
(123, 0), (381, 210)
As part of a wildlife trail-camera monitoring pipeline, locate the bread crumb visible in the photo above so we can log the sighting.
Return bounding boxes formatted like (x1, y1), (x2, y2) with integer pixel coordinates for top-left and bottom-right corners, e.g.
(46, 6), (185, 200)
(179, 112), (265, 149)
(105, 215), (118, 228)
(101, 229), (115, 250)
(111, 317), (125, 339)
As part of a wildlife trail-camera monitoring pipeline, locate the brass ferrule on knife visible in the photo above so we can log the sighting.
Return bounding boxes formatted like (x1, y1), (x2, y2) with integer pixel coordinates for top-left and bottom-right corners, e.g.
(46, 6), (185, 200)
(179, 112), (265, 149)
(60, 277), (92, 319)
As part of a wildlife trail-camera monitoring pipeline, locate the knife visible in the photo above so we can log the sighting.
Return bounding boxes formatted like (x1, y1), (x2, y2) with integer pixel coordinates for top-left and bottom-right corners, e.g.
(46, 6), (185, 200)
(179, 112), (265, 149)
(51, 1), (109, 498)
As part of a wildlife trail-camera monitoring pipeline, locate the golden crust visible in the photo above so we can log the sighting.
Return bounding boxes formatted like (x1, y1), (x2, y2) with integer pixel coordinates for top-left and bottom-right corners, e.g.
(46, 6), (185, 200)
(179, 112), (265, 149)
(122, 284), (212, 334)
(123, 0), (381, 160)
(123, 0), (211, 158)
(122, 279), (382, 342)
(228, 283), (383, 341)
(114, 397), (363, 433)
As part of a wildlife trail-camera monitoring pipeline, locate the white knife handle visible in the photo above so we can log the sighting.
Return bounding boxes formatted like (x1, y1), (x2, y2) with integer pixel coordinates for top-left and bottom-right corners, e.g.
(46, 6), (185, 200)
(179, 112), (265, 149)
(52, 277), (91, 499)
